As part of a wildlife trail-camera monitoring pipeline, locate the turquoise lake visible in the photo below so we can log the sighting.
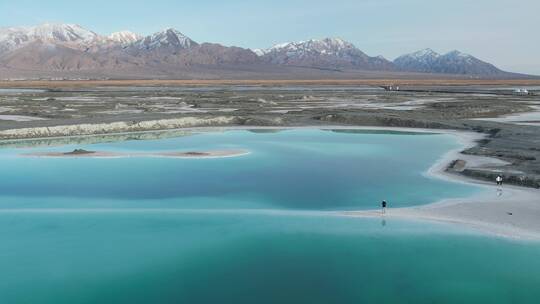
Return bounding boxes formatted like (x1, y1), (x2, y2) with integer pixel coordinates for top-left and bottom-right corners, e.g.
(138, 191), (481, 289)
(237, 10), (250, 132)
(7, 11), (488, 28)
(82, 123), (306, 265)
(0, 129), (539, 303)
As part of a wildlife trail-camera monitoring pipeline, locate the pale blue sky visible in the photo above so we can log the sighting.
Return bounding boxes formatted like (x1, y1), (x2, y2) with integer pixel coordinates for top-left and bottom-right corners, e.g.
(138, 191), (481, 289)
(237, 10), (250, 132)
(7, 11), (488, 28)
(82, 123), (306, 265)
(1, 0), (538, 74)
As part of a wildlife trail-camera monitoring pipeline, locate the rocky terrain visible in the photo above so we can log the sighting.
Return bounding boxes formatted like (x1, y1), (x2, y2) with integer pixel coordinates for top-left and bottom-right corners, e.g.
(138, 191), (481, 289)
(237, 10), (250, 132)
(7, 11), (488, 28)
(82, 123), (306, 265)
(0, 84), (538, 189)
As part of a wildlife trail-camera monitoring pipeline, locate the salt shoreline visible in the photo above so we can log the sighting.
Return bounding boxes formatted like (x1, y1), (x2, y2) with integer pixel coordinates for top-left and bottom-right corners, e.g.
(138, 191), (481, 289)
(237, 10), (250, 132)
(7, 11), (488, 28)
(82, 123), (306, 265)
(331, 127), (540, 241)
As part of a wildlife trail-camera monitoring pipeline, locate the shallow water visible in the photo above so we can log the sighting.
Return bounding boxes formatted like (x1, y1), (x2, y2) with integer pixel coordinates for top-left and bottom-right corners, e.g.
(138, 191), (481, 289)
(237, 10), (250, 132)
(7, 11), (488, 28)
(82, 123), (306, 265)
(0, 129), (478, 210)
(1, 129), (539, 303)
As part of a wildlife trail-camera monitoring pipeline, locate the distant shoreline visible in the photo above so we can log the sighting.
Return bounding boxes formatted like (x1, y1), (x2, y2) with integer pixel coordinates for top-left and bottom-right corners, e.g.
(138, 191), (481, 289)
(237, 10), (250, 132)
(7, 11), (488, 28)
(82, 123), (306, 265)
(2, 78), (540, 88)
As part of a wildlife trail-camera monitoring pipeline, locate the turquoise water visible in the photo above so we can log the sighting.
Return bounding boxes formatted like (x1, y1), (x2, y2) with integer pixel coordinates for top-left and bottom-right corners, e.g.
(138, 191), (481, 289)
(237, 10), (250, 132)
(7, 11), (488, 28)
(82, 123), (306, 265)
(0, 129), (477, 210)
(1, 129), (539, 303)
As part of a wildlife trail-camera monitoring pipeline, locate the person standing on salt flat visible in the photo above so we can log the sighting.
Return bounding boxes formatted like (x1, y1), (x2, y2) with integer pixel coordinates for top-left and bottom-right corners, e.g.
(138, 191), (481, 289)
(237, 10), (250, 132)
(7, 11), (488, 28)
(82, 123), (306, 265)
(496, 175), (503, 186)
(381, 200), (387, 214)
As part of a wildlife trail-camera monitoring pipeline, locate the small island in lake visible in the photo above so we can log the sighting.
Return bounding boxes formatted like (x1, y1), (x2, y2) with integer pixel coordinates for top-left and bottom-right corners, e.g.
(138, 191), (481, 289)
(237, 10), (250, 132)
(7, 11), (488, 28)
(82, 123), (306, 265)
(22, 149), (249, 159)
(64, 149), (96, 155)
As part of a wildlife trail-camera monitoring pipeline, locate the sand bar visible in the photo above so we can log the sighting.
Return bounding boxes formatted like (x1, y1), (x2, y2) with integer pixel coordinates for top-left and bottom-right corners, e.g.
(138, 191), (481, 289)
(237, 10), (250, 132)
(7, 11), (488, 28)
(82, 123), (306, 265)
(22, 149), (250, 159)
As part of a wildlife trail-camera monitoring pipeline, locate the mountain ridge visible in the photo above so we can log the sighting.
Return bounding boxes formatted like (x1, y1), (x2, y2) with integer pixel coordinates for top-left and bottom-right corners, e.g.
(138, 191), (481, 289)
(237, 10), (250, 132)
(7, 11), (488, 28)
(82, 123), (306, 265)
(255, 38), (394, 71)
(0, 23), (530, 79)
(394, 48), (506, 76)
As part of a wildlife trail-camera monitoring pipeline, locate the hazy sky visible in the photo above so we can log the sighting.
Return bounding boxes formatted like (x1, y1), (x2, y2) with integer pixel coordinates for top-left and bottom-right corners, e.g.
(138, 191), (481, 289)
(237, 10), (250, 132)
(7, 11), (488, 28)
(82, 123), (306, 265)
(1, 0), (538, 74)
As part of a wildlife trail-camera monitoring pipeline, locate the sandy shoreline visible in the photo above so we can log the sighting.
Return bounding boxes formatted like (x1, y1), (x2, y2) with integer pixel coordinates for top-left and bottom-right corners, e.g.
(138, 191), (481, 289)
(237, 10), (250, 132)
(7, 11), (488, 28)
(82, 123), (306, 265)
(22, 149), (250, 159)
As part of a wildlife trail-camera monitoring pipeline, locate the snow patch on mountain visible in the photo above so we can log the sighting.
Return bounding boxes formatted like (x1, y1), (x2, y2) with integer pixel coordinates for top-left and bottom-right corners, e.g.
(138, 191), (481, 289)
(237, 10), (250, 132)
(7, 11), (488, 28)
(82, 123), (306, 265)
(264, 38), (356, 56)
(108, 31), (142, 45)
(27, 23), (98, 43)
(0, 27), (32, 53)
(444, 50), (474, 61)
(251, 48), (267, 56)
(411, 48), (439, 58)
(130, 28), (197, 51)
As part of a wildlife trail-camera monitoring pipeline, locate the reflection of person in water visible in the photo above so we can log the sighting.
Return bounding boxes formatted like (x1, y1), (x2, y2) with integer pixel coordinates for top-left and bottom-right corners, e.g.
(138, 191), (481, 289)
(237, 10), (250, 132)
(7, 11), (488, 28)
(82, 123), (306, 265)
(497, 188), (503, 197)
(381, 200), (387, 214)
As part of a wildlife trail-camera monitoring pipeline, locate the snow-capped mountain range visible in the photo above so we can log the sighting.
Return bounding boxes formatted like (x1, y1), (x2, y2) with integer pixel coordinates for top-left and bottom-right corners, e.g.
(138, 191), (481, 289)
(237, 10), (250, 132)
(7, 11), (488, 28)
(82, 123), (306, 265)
(393, 48), (441, 72)
(254, 38), (394, 71)
(394, 48), (503, 75)
(0, 23), (517, 78)
(0, 23), (97, 53)
(127, 28), (196, 53)
(254, 38), (355, 56)
(0, 23), (140, 53)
